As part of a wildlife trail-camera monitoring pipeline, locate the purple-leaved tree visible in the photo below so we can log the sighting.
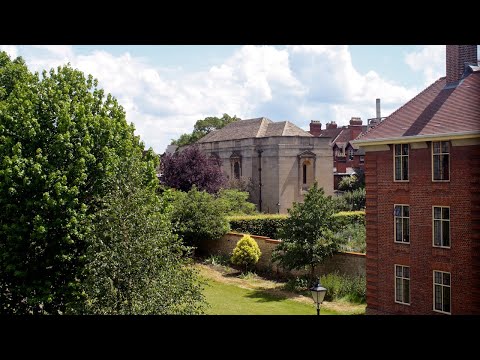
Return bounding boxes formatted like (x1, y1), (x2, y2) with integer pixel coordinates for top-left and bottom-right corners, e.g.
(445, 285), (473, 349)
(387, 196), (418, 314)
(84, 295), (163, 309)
(161, 145), (227, 194)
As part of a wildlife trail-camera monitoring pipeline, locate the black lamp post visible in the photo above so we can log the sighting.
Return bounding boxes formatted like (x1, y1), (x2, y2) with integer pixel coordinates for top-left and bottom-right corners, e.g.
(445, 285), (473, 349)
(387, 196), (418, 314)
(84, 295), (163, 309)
(276, 202), (280, 214)
(310, 280), (327, 315)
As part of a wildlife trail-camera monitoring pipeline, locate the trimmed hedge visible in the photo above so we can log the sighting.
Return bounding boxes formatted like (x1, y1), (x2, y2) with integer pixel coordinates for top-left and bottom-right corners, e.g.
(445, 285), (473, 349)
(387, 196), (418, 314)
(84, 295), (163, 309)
(227, 211), (365, 239)
(227, 214), (288, 239)
(333, 211), (365, 227)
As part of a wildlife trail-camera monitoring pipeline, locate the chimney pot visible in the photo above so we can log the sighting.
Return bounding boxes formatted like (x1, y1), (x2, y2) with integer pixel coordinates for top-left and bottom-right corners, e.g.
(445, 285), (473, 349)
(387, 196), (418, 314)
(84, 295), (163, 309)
(326, 121), (337, 130)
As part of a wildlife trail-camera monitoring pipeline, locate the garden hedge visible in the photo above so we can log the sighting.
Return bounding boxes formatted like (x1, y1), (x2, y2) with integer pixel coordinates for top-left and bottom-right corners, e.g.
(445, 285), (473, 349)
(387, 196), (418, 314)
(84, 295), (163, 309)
(227, 211), (365, 239)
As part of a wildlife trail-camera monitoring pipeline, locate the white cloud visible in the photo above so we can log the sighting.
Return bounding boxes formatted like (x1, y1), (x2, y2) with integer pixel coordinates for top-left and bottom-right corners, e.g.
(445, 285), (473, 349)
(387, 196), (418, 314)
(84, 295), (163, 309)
(3, 45), (421, 154)
(0, 45), (18, 58)
(405, 45), (445, 85)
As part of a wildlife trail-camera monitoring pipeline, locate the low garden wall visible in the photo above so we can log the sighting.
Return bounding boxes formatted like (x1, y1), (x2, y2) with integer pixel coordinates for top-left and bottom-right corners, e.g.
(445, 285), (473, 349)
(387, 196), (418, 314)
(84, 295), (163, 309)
(198, 232), (365, 278)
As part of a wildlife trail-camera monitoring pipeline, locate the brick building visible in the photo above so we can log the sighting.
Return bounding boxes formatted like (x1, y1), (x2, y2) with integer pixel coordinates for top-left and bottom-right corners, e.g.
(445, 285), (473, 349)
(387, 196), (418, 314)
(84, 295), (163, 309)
(310, 117), (368, 190)
(353, 45), (480, 315)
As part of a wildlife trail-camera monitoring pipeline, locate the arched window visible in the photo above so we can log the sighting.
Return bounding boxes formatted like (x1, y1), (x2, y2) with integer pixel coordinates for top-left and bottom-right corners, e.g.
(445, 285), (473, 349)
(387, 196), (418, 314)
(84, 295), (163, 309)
(230, 151), (242, 180)
(298, 151), (316, 194)
(234, 162), (240, 179)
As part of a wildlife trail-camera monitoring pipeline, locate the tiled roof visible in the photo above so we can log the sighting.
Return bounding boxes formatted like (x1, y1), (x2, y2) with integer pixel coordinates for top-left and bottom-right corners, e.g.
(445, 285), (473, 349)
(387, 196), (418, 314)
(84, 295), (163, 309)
(355, 72), (480, 143)
(318, 127), (343, 140)
(197, 117), (312, 143)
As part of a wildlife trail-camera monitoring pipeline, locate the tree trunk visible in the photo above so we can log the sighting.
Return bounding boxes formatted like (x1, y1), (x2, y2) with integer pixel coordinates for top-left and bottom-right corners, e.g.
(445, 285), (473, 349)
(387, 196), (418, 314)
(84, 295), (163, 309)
(310, 265), (316, 284)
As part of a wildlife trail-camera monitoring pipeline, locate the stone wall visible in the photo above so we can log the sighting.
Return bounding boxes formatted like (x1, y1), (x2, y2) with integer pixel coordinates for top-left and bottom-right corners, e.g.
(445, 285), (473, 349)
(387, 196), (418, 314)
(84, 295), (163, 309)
(198, 232), (365, 278)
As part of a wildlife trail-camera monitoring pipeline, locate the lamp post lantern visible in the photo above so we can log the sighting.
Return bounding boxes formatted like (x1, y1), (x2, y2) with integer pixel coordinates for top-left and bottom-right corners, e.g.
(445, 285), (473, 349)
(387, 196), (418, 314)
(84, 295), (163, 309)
(310, 280), (327, 315)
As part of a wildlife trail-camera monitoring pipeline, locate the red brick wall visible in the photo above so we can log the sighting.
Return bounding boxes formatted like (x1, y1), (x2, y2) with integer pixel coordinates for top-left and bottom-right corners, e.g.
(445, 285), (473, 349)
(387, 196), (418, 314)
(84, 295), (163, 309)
(365, 142), (480, 315)
(446, 45), (477, 84)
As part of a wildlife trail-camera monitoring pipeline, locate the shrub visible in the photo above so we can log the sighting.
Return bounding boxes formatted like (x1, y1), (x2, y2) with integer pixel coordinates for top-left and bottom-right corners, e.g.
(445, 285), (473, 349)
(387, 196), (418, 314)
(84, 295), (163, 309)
(284, 276), (310, 293)
(227, 214), (288, 238)
(217, 189), (257, 215)
(203, 254), (231, 267)
(231, 235), (262, 272)
(333, 188), (366, 211)
(319, 272), (366, 303)
(81, 178), (206, 315)
(170, 186), (230, 247)
(335, 222), (366, 253)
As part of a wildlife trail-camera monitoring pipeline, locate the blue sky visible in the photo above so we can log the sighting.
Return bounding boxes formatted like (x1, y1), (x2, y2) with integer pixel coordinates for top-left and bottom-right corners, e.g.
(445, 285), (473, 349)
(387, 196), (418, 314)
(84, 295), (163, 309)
(1, 45), (478, 153)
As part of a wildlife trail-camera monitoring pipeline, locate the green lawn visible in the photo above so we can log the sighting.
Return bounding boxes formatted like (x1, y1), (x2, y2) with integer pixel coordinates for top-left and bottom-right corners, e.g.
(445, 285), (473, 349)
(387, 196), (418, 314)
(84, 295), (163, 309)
(203, 278), (336, 315)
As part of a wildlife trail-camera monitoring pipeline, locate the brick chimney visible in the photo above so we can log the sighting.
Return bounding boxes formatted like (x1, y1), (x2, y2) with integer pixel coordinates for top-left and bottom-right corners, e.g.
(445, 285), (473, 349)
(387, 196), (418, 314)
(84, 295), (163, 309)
(309, 120), (322, 136)
(446, 45), (478, 84)
(349, 117), (363, 126)
(326, 121), (337, 130)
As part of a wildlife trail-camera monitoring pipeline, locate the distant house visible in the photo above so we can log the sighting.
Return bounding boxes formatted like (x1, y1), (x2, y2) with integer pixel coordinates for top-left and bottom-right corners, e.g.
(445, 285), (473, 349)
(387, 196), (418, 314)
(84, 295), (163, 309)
(353, 45), (480, 315)
(196, 117), (333, 213)
(310, 117), (370, 190)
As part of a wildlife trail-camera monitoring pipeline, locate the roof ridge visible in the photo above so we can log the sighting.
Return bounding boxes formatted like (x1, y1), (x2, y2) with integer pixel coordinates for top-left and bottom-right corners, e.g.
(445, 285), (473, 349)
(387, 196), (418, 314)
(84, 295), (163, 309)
(281, 121), (288, 136)
(355, 76), (446, 141)
(256, 117), (269, 138)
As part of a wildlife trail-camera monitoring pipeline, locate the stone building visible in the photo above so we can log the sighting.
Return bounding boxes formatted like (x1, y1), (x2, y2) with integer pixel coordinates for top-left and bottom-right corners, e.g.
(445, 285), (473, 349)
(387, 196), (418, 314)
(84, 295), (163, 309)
(196, 117), (333, 213)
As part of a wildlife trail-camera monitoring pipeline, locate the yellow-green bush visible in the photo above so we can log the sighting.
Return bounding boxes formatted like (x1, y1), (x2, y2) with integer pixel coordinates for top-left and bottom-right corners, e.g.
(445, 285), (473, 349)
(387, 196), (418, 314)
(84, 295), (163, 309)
(230, 235), (262, 271)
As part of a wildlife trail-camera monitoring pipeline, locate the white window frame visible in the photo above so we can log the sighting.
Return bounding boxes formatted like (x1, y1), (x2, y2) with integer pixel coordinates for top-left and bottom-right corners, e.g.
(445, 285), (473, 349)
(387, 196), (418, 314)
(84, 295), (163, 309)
(433, 270), (451, 315)
(395, 264), (410, 305)
(432, 141), (450, 182)
(394, 204), (410, 244)
(432, 206), (450, 249)
(393, 144), (409, 182)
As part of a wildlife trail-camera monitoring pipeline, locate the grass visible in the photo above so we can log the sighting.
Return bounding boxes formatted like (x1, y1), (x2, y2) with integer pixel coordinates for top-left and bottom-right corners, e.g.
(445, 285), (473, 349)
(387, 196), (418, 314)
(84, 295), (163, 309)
(196, 263), (365, 315)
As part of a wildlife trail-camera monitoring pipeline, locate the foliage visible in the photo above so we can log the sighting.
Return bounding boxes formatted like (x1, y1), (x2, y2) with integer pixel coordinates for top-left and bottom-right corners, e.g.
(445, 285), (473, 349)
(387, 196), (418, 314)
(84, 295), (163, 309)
(333, 211), (366, 227)
(217, 189), (257, 215)
(272, 182), (340, 281)
(203, 254), (231, 267)
(225, 177), (255, 194)
(0, 53), (157, 314)
(335, 223), (366, 253)
(319, 272), (366, 303)
(171, 113), (241, 146)
(284, 276), (310, 293)
(161, 145), (226, 194)
(79, 166), (206, 314)
(228, 214), (288, 239)
(170, 186), (230, 247)
(333, 188), (366, 211)
(231, 235), (262, 272)
(338, 172), (365, 192)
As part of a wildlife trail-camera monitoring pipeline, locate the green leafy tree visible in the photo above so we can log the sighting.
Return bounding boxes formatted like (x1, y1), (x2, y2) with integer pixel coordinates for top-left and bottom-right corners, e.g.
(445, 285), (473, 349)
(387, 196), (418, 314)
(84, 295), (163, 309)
(171, 113), (240, 146)
(272, 182), (340, 282)
(0, 52), (157, 314)
(231, 235), (261, 272)
(80, 158), (206, 314)
(217, 189), (256, 215)
(170, 186), (230, 247)
(338, 170), (365, 192)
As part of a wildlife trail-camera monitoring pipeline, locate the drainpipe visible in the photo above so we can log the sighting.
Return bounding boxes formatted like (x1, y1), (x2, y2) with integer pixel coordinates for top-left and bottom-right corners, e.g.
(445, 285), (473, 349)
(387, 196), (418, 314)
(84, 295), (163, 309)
(257, 149), (263, 212)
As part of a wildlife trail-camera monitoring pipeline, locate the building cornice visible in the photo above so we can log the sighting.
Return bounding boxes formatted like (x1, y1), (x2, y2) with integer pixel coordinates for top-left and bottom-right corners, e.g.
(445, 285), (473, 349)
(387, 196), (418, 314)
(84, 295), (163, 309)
(352, 131), (480, 147)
